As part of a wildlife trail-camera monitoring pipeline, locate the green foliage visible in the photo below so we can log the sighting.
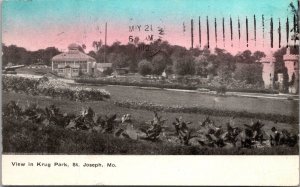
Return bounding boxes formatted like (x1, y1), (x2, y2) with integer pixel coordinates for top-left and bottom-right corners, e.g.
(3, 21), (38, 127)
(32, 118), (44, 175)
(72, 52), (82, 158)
(108, 52), (130, 68)
(76, 77), (198, 90)
(195, 56), (208, 77)
(103, 67), (113, 76)
(273, 47), (287, 75)
(252, 51), (266, 61)
(151, 54), (168, 75)
(2, 101), (298, 154)
(138, 59), (153, 76)
(4, 115), (298, 154)
(3, 42), (268, 86)
(3, 75), (110, 101)
(75, 78), (279, 94)
(234, 63), (264, 85)
(173, 55), (195, 76)
(165, 65), (173, 75)
(217, 64), (233, 81)
(216, 85), (227, 94)
(2, 44), (60, 66)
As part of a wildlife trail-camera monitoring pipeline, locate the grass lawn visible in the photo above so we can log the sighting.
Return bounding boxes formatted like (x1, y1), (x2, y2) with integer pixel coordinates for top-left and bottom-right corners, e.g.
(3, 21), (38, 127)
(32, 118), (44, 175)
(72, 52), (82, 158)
(3, 92), (298, 134)
(73, 84), (299, 117)
(3, 92), (299, 155)
(16, 67), (52, 75)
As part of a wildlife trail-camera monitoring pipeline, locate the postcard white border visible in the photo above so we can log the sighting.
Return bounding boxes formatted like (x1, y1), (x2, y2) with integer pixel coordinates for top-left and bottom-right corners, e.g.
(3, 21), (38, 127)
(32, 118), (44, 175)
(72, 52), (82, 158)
(2, 155), (299, 186)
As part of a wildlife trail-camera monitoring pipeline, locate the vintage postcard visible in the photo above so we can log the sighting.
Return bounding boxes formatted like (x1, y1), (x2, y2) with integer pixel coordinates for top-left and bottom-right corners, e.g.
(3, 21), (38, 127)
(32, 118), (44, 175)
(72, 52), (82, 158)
(1, 0), (299, 185)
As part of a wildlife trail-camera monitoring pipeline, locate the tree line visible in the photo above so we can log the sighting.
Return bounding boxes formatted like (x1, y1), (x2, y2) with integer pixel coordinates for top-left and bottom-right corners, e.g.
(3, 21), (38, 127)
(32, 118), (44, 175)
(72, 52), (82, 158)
(2, 41), (296, 86)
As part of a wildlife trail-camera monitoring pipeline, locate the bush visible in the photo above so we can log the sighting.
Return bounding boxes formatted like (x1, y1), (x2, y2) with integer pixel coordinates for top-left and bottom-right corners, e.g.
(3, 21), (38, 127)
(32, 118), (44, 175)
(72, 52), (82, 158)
(216, 85), (227, 94)
(234, 63), (264, 85)
(103, 67), (113, 76)
(2, 75), (110, 101)
(173, 55), (195, 76)
(151, 54), (167, 75)
(75, 78), (198, 90)
(2, 116), (298, 155)
(138, 59), (153, 76)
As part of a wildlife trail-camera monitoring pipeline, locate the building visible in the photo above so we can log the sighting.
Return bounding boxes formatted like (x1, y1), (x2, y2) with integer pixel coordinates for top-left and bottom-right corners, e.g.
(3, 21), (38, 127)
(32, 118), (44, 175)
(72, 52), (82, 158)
(260, 53), (275, 89)
(52, 43), (96, 78)
(283, 47), (299, 93)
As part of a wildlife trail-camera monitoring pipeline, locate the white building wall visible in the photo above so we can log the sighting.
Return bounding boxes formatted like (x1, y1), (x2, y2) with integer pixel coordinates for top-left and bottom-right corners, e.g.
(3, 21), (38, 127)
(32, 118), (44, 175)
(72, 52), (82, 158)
(283, 47), (299, 94)
(262, 62), (275, 89)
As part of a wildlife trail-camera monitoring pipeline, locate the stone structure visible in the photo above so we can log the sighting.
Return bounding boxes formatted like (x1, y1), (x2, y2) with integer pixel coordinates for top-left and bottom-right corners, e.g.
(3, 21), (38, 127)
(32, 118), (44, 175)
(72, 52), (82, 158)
(277, 73), (284, 91)
(283, 47), (299, 94)
(261, 53), (275, 89)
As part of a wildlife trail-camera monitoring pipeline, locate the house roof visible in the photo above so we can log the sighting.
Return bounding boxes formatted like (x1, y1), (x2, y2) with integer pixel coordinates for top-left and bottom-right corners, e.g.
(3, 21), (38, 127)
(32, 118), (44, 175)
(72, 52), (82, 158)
(52, 44), (96, 62)
(52, 51), (96, 62)
(96, 63), (112, 68)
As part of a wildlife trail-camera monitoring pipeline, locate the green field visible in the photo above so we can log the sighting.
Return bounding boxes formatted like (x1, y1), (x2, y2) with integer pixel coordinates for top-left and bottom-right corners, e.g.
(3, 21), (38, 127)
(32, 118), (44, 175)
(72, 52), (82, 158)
(3, 91), (298, 133)
(77, 84), (299, 117)
(3, 90), (299, 154)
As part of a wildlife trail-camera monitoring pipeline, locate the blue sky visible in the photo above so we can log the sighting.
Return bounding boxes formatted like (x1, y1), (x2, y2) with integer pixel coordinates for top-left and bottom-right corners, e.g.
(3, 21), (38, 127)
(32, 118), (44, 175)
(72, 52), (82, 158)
(2, 0), (298, 53)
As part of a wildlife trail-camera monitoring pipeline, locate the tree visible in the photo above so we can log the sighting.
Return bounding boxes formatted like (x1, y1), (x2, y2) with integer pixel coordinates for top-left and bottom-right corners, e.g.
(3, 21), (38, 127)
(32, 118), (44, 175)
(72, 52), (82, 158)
(194, 55), (208, 77)
(235, 50), (254, 64)
(87, 51), (97, 59)
(77, 45), (85, 53)
(170, 45), (188, 63)
(38, 47), (61, 65)
(103, 67), (113, 76)
(217, 64), (232, 81)
(107, 52), (130, 68)
(173, 55), (195, 76)
(2, 44), (60, 66)
(92, 40), (102, 51)
(2, 44), (26, 65)
(273, 48), (286, 72)
(138, 59), (153, 76)
(234, 63), (263, 85)
(213, 48), (236, 79)
(252, 51), (266, 62)
(165, 65), (173, 75)
(151, 54), (168, 75)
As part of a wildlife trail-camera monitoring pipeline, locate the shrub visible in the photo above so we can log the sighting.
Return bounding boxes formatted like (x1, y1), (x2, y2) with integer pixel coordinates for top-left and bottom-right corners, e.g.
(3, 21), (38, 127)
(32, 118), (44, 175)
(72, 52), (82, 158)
(173, 55), (195, 76)
(138, 59), (153, 76)
(75, 78), (198, 90)
(216, 85), (227, 94)
(2, 75), (110, 101)
(151, 54), (167, 75)
(103, 67), (113, 76)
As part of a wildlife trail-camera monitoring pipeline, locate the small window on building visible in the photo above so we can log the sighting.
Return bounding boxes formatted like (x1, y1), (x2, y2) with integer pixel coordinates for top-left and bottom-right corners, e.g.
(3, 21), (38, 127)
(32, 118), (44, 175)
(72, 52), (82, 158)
(73, 69), (79, 73)
(58, 69), (64, 73)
